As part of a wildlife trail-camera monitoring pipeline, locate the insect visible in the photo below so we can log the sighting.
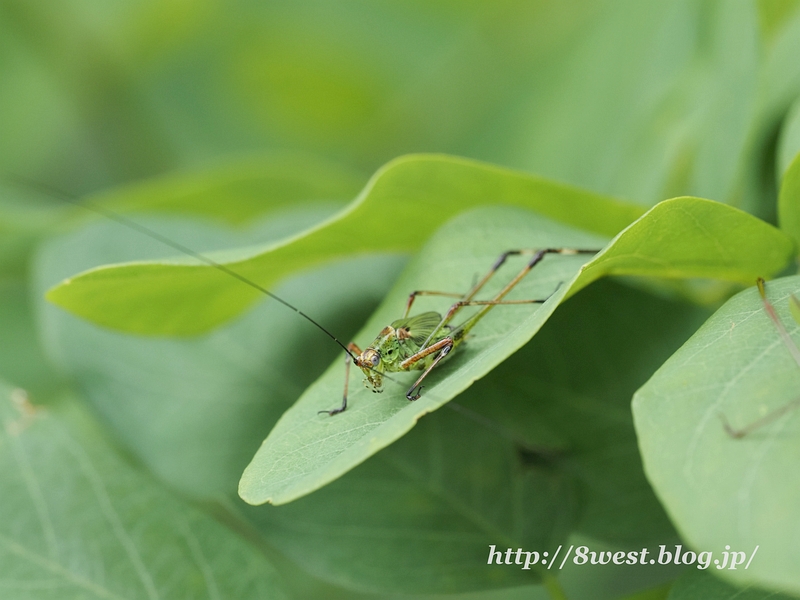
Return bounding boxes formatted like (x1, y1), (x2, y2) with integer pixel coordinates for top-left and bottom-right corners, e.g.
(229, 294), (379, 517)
(720, 277), (800, 438)
(15, 180), (599, 415)
(320, 247), (599, 415)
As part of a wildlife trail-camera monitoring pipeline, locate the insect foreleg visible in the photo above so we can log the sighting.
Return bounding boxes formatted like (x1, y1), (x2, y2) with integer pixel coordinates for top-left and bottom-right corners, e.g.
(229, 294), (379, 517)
(318, 342), (363, 416)
(400, 337), (454, 400)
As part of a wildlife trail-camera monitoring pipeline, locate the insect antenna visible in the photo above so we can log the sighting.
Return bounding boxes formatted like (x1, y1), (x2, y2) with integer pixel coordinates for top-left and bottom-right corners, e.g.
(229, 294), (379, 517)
(5, 176), (361, 362)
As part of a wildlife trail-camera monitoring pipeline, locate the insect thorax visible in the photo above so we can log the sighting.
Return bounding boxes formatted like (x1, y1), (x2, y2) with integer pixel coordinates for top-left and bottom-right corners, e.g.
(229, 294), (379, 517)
(358, 311), (453, 391)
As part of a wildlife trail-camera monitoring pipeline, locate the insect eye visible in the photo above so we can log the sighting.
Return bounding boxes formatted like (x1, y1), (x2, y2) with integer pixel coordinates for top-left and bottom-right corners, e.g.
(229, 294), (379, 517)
(371, 354), (380, 366)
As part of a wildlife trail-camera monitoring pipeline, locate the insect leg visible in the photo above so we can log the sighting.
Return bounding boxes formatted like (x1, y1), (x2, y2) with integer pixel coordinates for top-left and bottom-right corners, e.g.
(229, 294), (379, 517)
(461, 248), (599, 304)
(400, 298), (553, 401)
(720, 397), (800, 438)
(720, 278), (800, 437)
(441, 297), (553, 340)
(319, 342), (362, 416)
(400, 338), (454, 400)
(756, 278), (800, 367)
(421, 248), (599, 348)
(404, 291), (465, 318)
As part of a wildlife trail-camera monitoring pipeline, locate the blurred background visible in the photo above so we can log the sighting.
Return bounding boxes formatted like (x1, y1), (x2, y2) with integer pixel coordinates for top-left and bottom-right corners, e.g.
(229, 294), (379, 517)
(4, 2), (800, 598)
(3, 0), (800, 217)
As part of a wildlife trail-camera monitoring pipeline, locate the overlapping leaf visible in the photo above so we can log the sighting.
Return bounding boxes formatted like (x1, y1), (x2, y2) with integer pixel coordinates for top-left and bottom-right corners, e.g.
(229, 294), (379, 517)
(633, 275), (800, 595)
(0, 382), (288, 599)
(45, 155), (641, 335)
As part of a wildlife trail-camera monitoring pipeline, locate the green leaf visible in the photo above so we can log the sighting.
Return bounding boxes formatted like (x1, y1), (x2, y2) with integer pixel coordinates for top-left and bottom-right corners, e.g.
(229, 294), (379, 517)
(633, 275), (800, 595)
(789, 292), (800, 325)
(778, 150), (800, 249)
(33, 212), (404, 498)
(0, 280), (62, 400)
(667, 569), (799, 600)
(240, 198), (792, 506)
(245, 405), (556, 594)
(45, 154), (642, 336)
(0, 384), (289, 599)
(505, 1), (761, 208)
(777, 96), (800, 179)
(242, 279), (701, 595)
(38, 210), (701, 595)
(239, 206), (608, 506)
(475, 280), (709, 547)
(0, 183), (72, 278)
(88, 153), (364, 225)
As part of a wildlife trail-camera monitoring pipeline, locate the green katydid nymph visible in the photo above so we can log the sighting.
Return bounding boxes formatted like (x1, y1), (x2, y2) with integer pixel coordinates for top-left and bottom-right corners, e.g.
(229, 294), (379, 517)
(319, 247), (600, 415)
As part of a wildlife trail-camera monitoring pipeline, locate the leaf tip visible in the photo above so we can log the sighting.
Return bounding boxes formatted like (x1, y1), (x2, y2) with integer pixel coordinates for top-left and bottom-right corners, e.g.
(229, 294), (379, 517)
(44, 279), (70, 305)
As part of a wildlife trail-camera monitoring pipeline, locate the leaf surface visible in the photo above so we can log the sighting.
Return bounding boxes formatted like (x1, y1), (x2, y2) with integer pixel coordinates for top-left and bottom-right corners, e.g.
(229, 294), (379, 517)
(778, 150), (800, 250)
(668, 570), (798, 600)
(0, 383), (288, 599)
(633, 275), (800, 594)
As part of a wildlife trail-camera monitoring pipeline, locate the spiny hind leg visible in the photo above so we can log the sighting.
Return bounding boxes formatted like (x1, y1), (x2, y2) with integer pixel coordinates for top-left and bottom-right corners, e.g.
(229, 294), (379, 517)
(319, 342), (362, 416)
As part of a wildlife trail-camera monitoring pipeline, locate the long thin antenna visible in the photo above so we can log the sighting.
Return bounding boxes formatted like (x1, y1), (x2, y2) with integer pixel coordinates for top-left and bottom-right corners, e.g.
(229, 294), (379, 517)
(6, 177), (358, 361)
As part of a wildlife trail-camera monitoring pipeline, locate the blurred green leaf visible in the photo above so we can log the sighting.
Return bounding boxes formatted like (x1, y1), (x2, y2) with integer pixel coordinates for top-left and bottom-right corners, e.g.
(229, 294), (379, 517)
(0, 280), (62, 400)
(667, 569), (798, 600)
(476, 280), (709, 547)
(778, 150), (800, 248)
(758, 0), (800, 44)
(241, 197), (792, 506)
(633, 275), (800, 594)
(0, 183), (71, 278)
(45, 154), (641, 335)
(777, 96), (800, 179)
(0, 383), (289, 599)
(508, 1), (761, 208)
(763, 4), (800, 119)
(90, 153), (364, 224)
